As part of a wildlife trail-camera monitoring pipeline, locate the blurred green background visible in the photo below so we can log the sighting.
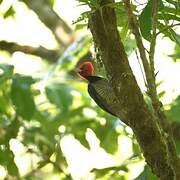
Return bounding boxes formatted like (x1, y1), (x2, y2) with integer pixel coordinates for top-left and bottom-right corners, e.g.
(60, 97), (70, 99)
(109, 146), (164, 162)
(0, 0), (179, 179)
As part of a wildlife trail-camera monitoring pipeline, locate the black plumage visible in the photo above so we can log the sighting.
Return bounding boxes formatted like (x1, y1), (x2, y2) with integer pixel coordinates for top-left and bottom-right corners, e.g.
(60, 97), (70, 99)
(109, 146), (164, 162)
(85, 76), (118, 117)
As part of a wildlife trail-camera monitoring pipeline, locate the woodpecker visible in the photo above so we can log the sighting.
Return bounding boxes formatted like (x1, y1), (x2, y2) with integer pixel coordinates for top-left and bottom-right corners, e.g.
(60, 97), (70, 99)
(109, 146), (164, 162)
(77, 61), (120, 117)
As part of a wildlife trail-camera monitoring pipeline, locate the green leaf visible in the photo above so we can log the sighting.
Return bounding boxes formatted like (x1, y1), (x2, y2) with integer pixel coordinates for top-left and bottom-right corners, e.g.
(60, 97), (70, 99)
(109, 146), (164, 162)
(139, 0), (152, 41)
(162, 6), (180, 16)
(0, 64), (14, 83)
(133, 141), (141, 155)
(164, 0), (179, 7)
(175, 140), (180, 154)
(101, 128), (119, 154)
(73, 11), (90, 24)
(167, 95), (180, 122)
(77, 0), (98, 9)
(0, 147), (20, 177)
(116, 2), (128, 27)
(158, 22), (180, 45)
(158, 13), (180, 22)
(3, 5), (15, 19)
(139, 0), (164, 41)
(6, 150), (19, 177)
(74, 133), (90, 149)
(91, 119), (119, 154)
(168, 44), (180, 62)
(11, 74), (36, 120)
(75, 23), (87, 30)
(48, 0), (55, 6)
(45, 83), (73, 113)
(92, 165), (128, 178)
(136, 165), (157, 180)
(158, 91), (165, 99)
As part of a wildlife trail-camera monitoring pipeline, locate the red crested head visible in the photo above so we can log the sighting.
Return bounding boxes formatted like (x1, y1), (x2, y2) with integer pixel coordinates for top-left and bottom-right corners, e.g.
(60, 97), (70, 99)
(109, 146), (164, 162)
(78, 61), (94, 78)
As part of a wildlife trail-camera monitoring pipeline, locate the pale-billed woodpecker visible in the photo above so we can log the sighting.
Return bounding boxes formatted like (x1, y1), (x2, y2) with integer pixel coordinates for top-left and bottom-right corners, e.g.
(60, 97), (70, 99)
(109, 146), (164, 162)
(77, 61), (120, 117)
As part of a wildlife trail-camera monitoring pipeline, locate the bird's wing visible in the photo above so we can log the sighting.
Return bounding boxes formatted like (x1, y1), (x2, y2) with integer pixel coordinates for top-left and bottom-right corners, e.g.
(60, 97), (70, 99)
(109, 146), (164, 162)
(88, 78), (118, 116)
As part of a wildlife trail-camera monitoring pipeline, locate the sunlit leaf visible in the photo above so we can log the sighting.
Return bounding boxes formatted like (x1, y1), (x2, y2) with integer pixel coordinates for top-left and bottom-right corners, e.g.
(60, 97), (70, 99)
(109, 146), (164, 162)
(0, 64), (14, 84)
(158, 13), (180, 21)
(168, 44), (180, 62)
(166, 95), (180, 122)
(3, 5), (15, 19)
(92, 165), (128, 178)
(132, 141), (141, 155)
(48, 0), (55, 6)
(116, 2), (128, 27)
(0, 89), (11, 115)
(75, 23), (87, 30)
(11, 74), (36, 120)
(46, 83), (73, 113)
(158, 91), (165, 99)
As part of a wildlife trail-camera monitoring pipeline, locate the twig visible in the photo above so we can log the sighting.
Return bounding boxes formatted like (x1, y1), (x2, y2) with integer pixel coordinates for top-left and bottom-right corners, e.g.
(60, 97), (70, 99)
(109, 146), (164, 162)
(123, 0), (180, 178)
(123, 0), (156, 99)
(149, 0), (158, 78)
(134, 48), (147, 87)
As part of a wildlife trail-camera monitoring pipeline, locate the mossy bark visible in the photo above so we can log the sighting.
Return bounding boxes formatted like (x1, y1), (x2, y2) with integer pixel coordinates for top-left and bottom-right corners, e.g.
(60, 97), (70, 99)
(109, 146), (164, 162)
(88, 0), (180, 179)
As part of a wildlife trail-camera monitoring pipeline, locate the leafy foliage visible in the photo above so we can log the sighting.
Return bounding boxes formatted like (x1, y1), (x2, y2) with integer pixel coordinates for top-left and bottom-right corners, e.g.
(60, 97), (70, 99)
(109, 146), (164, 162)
(0, 51), (141, 179)
(139, 0), (180, 44)
(0, 0), (179, 179)
(11, 74), (36, 120)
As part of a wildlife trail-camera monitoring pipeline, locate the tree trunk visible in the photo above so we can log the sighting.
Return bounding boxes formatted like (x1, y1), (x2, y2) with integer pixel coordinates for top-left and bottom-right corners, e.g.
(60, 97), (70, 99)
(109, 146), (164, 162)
(88, 0), (180, 179)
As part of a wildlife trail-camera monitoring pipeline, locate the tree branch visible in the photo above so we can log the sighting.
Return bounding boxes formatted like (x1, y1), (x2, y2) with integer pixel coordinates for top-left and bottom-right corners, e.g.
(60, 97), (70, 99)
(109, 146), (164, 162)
(149, 0), (158, 79)
(123, 0), (158, 105)
(0, 41), (60, 63)
(21, 0), (73, 48)
(88, 0), (179, 179)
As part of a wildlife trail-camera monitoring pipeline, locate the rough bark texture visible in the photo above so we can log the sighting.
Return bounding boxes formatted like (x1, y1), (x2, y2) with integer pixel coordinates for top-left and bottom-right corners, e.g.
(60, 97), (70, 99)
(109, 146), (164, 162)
(88, 0), (179, 179)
